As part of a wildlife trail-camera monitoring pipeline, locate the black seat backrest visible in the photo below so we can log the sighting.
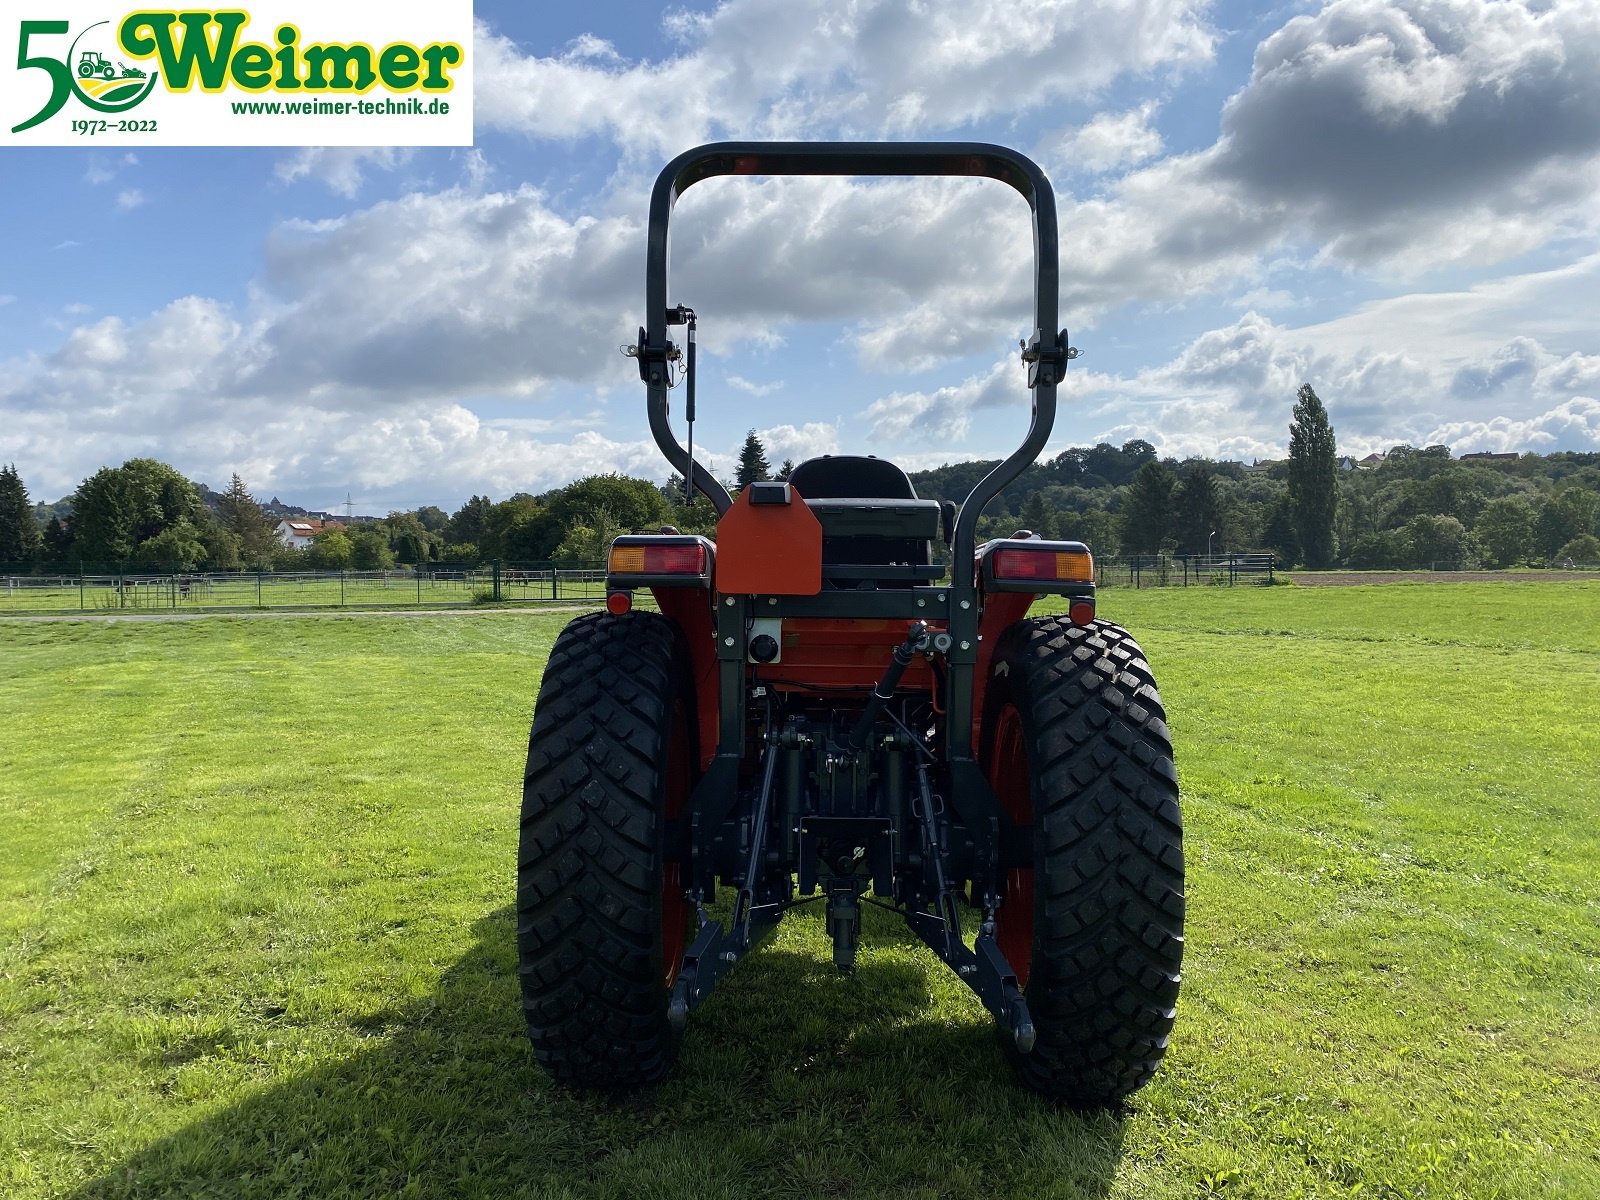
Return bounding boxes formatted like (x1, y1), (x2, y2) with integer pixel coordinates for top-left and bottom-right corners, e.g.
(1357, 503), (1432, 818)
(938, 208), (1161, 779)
(787, 456), (935, 587)
(787, 455), (918, 500)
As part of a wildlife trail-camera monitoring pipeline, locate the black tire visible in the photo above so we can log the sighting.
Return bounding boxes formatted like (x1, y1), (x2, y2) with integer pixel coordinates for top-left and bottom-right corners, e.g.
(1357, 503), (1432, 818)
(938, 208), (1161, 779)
(982, 615), (1184, 1106)
(517, 610), (697, 1089)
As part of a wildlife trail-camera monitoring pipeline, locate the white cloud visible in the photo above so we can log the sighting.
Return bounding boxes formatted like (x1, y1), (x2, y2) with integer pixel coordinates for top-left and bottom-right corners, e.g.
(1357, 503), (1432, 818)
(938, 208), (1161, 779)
(116, 188), (146, 210)
(1044, 103), (1165, 175)
(865, 360), (1022, 443)
(755, 422), (838, 466)
(1422, 399), (1600, 454)
(1206, 0), (1600, 269)
(475, 0), (1215, 154)
(725, 375), (782, 397)
(85, 152), (138, 186)
(275, 147), (416, 198)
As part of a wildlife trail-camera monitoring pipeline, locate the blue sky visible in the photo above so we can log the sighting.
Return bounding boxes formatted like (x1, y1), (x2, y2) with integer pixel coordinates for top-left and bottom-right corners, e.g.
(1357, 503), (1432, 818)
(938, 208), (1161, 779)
(3, 0), (1599, 513)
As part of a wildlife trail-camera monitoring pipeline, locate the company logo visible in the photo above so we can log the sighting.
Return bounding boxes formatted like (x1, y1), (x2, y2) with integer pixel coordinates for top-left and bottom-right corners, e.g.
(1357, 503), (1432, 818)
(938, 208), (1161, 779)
(3, 4), (472, 147)
(12, 19), (160, 132)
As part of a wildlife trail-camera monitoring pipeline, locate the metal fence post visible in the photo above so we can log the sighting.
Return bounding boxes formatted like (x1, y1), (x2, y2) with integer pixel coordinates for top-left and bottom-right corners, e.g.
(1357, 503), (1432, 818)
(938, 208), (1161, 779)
(493, 559), (502, 602)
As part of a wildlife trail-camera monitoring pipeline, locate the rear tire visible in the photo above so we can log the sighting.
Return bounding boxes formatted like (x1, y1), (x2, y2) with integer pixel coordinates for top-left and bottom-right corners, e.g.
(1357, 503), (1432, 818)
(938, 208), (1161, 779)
(517, 611), (696, 1089)
(982, 615), (1184, 1106)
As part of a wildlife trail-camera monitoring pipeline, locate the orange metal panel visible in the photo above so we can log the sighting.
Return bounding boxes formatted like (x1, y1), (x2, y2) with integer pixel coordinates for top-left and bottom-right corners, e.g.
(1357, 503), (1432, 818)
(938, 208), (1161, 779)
(714, 486), (823, 595)
(756, 618), (942, 693)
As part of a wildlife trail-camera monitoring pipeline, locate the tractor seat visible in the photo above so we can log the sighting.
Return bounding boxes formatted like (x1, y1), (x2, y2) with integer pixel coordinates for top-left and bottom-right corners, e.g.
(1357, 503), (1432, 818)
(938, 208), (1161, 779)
(787, 456), (943, 587)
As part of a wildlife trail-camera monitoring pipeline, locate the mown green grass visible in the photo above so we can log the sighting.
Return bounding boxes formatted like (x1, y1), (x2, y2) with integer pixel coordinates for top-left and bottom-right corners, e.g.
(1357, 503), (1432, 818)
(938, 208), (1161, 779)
(1, 584), (1596, 1199)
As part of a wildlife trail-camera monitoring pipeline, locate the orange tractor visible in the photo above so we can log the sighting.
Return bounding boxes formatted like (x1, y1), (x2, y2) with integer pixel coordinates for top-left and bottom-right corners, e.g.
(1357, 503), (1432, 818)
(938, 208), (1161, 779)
(516, 143), (1184, 1105)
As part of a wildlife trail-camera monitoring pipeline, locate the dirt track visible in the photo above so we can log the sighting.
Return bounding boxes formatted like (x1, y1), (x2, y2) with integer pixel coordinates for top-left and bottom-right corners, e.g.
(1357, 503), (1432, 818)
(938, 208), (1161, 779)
(1288, 571), (1595, 587)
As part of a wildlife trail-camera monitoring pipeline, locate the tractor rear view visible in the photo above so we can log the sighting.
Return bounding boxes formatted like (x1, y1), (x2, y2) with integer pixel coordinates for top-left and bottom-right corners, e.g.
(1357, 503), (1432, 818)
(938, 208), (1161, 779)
(516, 143), (1183, 1106)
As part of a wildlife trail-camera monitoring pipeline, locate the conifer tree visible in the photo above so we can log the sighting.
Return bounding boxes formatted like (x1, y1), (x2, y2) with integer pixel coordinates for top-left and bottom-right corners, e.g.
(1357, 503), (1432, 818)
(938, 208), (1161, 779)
(1287, 384), (1338, 568)
(0, 463), (41, 566)
(735, 430), (771, 488)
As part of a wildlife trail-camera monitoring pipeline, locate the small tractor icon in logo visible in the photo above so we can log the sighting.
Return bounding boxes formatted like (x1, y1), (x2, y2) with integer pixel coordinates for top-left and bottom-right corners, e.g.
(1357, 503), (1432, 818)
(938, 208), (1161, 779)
(77, 51), (145, 81)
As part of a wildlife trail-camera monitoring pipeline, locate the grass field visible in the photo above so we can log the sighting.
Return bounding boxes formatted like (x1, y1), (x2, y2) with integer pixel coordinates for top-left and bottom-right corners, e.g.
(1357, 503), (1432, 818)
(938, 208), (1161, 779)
(1, 582), (1596, 1199)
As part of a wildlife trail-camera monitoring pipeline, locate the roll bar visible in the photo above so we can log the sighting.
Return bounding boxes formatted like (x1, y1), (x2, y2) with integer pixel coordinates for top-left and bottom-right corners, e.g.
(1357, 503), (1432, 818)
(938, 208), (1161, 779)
(637, 141), (1070, 577)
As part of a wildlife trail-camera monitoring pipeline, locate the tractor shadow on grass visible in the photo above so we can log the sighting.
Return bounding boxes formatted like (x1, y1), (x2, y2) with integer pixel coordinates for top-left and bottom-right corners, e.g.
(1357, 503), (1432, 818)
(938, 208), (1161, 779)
(69, 905), (1126, 1200)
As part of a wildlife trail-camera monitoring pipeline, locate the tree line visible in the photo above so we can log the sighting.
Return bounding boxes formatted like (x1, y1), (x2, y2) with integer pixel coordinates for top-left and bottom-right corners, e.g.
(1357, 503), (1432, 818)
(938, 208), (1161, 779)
(3, 391), (1598, 574)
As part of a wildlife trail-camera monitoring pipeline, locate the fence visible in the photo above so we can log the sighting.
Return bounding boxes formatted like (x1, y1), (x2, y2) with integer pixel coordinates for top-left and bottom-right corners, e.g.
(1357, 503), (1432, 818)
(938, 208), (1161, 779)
(1095, 553), (1276, 588)
(1, 552), (1283, 614)
(0, 561), (610, 615)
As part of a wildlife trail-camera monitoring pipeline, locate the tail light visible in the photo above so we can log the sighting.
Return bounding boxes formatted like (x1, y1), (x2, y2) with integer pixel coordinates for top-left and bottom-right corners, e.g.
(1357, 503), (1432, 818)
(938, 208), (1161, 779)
(988, 546), (1094, 584)
(606, 535), (714, 588)
(609, 543), (707, 575)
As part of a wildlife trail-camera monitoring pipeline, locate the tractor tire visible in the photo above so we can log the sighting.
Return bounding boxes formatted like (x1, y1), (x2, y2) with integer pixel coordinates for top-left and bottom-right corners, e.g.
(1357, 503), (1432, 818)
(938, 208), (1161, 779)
(982, 615), (1184, 1107)
(517, 610), (697, 1089)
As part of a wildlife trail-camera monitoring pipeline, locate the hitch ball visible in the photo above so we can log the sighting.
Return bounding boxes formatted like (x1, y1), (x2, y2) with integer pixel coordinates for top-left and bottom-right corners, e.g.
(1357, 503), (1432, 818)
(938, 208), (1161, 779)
(748, 633), (780, 663)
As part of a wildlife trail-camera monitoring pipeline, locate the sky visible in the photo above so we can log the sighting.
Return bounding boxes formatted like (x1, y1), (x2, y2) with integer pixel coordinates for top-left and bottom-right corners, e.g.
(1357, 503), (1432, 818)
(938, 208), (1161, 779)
(2, 0), (1599, 515)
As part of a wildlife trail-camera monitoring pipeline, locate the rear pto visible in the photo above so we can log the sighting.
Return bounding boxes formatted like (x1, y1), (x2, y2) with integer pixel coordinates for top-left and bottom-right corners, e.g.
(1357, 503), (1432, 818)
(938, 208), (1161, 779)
(517, 143), (1183, 1105)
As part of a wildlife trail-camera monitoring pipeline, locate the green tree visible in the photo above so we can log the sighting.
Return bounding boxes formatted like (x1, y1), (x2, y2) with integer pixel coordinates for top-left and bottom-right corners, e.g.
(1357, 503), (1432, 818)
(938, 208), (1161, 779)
(1261, 493), (1301, 567)
(552, 505), (622, 564)
(380, 511), (438, 565)
(1404, 514), (1472, 568)
(1534, 488), (1600, 558)
(1067, 508), (1119, 557)
(1119, 461), (1176, 555)
(1343, 529), (1408, 569)
(351, 528), (397, 570)
(72, 459), (202, 566)
(1474, 496), (1536, 568)
(736, 430), (771, 488)
(414, 505), (450, 534)
(40, 516), (74, 571)
(775, 458), (795, 482)
(448, 495), (494, 547)
(215, 474), (277, 566)
(1172, 466), (1224, 556)
(0, 463), (42, 566)
(1288, 384), (1338, 568)
(196, 518), (242, 571)
(306, 528), (354, 569)
(1020, 492), (1055, 539)
(481, 495), (548, 561)
(134, 517), (207, 570)
(1557, 533), (1600, 563)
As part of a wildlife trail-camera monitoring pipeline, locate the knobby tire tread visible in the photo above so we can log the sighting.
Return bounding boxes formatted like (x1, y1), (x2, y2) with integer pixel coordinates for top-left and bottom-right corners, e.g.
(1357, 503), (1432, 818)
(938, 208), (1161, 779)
(988, 616), (1185, 1106)
(517, 611), (691, 1089)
